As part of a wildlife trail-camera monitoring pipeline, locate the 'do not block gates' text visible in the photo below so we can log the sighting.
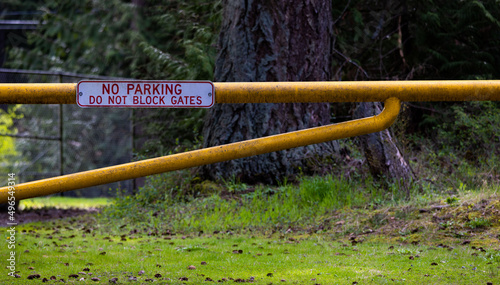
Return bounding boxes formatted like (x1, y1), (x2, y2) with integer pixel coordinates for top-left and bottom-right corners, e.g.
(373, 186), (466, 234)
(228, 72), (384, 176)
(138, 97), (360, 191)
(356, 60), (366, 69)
(76, 80), (215, 108)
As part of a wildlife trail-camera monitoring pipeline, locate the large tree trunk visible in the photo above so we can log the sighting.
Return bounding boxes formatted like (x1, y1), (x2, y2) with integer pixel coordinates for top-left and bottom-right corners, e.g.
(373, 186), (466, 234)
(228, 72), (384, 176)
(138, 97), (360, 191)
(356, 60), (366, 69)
(354, 102), (415, 191)
(199, 0), (338, 184)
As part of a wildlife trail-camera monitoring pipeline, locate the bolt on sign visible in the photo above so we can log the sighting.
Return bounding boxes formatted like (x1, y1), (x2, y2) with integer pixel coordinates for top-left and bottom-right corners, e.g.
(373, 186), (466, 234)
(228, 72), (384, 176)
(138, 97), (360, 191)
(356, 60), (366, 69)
(77, 80), (214, 108)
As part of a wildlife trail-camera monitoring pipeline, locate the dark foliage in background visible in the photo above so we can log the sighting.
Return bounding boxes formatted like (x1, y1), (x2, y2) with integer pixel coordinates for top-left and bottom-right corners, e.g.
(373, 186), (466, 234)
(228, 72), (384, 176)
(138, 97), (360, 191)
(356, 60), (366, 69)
(4, 0), (222, 156)
(331, 0), (500, 162)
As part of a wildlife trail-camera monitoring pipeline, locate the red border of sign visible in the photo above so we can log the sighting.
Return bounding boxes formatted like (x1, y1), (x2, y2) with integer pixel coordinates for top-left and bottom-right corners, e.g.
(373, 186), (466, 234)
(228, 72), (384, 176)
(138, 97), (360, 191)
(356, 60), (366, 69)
(76, 80), (215, 108)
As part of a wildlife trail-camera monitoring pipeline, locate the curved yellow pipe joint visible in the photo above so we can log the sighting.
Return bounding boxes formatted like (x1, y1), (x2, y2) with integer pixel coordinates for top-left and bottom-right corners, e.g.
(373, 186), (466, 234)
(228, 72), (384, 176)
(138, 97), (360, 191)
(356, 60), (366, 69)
(0, 98), (401, 203)
(1, 81), (500, 103)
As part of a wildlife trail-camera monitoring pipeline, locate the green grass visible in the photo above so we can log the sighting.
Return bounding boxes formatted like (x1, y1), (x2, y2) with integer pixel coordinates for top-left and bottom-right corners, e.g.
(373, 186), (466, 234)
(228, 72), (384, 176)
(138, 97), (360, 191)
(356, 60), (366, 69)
(103, 173), (417, 234)
(2, 218), (499, 284)
(103, 173), (500, 236)
(20, 197), (111, 210)
(2, 182), (500, 284)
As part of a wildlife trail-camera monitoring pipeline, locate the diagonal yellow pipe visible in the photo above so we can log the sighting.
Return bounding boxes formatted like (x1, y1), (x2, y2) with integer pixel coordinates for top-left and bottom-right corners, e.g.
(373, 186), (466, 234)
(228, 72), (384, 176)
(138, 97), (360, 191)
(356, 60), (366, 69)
(1, 81), (500, 104)
(0, 97), (401, 203)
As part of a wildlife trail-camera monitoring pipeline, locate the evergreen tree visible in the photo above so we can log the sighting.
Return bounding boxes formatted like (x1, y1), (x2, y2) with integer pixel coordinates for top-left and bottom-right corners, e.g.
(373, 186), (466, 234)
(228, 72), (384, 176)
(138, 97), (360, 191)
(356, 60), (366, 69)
(200, 0), (339, 184)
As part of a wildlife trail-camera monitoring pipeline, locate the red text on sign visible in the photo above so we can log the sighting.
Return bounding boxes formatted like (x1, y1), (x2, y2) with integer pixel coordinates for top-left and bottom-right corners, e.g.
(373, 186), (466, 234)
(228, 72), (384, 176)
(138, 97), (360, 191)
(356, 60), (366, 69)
(102, 84), (119, 95)
(126, 83), (182, 95)
(171, 96), (202, 105)
(108, 96), (127, 104)
(89, 96), (102, 104)
(132, 96), (166, 105)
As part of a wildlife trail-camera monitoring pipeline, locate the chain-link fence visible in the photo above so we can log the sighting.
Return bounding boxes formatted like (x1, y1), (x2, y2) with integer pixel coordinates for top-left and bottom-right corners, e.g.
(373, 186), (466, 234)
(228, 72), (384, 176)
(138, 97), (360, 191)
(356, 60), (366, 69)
(0, 68), (134, 197)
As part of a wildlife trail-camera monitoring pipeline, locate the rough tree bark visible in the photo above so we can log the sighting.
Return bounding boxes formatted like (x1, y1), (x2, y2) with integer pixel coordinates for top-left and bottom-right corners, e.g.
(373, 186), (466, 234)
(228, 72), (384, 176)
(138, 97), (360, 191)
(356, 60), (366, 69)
(199, 0), (338, 184)
(354, 102), (415, 190)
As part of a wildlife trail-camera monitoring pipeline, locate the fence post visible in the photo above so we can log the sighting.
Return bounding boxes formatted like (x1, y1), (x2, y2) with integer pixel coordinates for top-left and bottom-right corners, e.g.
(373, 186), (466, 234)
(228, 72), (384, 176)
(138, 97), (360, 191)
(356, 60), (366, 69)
(58, 73), (64, 196)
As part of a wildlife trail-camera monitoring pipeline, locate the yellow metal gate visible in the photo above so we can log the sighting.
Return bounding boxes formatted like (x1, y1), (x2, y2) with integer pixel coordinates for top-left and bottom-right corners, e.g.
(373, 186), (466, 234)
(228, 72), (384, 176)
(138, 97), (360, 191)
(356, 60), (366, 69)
(1, 81), (499, 203)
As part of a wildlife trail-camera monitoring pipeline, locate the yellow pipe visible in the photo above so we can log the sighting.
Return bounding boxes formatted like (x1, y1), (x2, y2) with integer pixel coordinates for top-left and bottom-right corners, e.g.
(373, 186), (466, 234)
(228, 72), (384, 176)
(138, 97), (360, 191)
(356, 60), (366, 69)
(0, 97), (401, 203)
(1, 81), (500, 104)
(0, 83), (76, 104)
(215, 81), (500, 102)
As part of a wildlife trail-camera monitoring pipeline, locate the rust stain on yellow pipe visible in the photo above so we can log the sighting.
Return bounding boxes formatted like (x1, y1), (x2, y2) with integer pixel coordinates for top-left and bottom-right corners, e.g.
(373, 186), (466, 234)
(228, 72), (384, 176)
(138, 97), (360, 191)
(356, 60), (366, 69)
(215, 81), (500, 103)
(1, 81), (500, 104)
(0, 98), (401, 203)
(0, 83), (76, 104)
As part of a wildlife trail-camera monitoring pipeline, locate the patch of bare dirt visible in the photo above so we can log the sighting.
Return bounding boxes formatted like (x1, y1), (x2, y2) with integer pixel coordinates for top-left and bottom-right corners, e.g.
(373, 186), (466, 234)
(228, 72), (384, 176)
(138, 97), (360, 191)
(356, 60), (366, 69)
(0, 208), (100, 226)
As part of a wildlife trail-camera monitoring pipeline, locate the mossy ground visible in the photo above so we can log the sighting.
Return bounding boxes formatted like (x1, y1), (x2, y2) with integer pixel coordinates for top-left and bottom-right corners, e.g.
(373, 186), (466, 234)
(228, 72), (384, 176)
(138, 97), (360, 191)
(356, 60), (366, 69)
(2, 220), (500, 284)
(2, 187), (500, 284)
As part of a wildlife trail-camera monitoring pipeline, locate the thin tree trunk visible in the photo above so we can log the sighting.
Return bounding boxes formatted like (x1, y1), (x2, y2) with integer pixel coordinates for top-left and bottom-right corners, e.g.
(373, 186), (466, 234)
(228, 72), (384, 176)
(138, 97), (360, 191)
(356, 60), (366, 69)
(354, 101), (415, 191)
(199, 0), (339, 184)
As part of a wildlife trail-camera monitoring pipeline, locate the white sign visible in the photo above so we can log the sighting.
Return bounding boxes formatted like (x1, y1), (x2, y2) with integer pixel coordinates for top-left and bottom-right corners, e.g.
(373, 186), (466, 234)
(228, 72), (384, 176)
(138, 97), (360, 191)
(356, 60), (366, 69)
(77, 80), (214, 108)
